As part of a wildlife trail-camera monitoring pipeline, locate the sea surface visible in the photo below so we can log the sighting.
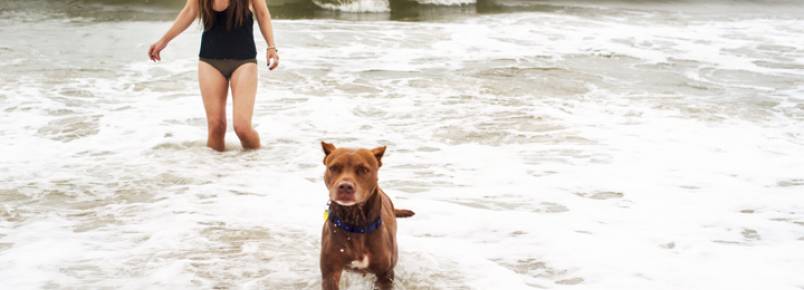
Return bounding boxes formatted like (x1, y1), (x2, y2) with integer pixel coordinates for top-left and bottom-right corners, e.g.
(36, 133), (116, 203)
(1, 0), (803, 289)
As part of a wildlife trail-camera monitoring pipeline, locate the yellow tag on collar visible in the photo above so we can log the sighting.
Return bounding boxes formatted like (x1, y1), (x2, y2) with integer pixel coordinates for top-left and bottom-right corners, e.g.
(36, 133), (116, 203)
(323, 209), (329, 221)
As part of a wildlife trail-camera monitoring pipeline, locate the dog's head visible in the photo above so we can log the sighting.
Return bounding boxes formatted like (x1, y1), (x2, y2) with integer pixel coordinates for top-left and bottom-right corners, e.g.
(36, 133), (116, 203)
(321, 141), (386, 206)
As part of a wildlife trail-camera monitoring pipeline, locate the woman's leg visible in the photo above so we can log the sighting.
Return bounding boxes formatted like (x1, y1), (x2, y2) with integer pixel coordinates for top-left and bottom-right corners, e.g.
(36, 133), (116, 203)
(198, 61), (229, 151)
(229, 62), (261, 150)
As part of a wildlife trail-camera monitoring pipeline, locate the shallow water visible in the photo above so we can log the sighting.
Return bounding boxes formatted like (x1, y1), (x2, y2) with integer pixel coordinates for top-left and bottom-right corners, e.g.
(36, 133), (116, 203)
(1, 1), (804, 289)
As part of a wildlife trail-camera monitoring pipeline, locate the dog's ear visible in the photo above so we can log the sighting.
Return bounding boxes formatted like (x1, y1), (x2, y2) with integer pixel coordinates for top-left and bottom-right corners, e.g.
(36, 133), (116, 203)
(371, 145), (386, 167)
(322, 141), (336, 164)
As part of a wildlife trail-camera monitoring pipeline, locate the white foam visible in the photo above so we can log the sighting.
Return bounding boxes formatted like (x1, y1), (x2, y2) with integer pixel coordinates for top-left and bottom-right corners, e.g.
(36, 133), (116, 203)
(1, 7), (804, 290)
(312, 0), (390, 13)
(415, 0), (476, 6)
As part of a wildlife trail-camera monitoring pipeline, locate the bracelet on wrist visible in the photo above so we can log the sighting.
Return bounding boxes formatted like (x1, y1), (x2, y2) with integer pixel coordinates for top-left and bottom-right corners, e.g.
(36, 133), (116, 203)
(267, 47), (278, 53)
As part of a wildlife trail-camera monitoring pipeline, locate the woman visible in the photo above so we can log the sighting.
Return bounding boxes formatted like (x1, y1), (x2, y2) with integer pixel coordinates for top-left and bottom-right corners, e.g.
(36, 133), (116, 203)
(148, 0), (279, 151)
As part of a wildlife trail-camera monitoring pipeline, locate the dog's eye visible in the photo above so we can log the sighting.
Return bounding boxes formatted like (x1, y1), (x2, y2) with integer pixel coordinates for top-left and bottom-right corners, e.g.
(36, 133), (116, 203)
(329, 165), (341, 173)
(355, 166), (368, 175)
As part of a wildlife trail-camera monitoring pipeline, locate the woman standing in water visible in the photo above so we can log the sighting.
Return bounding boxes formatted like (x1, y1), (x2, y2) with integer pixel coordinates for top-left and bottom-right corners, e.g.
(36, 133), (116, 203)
(148, 0), (279, 151)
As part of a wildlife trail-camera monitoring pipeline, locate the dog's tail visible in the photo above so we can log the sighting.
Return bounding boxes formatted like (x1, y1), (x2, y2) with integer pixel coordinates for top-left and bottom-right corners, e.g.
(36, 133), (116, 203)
(394, 209), (415, 218)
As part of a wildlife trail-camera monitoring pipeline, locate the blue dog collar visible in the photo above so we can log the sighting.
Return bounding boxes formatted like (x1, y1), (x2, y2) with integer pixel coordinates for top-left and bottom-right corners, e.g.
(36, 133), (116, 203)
(330, 214), (382, 234)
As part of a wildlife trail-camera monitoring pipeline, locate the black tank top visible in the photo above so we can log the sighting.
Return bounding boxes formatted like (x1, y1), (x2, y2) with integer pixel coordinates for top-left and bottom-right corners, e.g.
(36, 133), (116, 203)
(199, 9), (257, 59)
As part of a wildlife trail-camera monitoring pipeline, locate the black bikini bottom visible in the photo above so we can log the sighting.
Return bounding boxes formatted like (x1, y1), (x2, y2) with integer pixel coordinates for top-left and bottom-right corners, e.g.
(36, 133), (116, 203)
(199, 58), (257, 80)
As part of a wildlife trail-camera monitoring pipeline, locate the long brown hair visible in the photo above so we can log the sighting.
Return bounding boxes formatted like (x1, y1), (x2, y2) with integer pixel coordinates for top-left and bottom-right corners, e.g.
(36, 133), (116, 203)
(199, 0), (250, 31)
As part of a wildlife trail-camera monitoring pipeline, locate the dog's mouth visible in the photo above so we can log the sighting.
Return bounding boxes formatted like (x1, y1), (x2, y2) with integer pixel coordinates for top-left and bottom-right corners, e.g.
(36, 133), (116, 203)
(334, 191), (357, 206)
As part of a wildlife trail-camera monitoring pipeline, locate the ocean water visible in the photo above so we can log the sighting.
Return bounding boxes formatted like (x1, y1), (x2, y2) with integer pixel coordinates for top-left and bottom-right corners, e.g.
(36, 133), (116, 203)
(1, 0), (803, 289)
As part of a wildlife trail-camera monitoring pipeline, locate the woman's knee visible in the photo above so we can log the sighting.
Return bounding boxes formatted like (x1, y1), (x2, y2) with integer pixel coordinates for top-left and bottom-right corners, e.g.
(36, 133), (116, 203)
(233, 120), (256, 137)
(208, 119), (227, 136)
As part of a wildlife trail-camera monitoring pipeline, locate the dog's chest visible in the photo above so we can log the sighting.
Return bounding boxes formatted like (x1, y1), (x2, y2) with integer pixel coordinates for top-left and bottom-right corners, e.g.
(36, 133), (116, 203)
(348, 254), (370, 270)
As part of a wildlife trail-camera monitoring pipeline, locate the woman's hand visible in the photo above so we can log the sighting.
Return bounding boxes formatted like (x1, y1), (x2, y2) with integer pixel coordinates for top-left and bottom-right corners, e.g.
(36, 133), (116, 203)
(267, 48), (279, 70)
(148, 39), (168, 62)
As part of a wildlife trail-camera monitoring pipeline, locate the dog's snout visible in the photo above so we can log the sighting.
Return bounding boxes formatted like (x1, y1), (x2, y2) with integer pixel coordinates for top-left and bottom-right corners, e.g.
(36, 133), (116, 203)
(337, 182), (355, 194)
(334, 181), (357, 205)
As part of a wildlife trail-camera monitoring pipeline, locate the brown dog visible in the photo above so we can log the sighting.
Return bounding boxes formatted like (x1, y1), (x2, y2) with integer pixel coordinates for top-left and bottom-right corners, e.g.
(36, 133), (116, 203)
(320, 141), (414, 290)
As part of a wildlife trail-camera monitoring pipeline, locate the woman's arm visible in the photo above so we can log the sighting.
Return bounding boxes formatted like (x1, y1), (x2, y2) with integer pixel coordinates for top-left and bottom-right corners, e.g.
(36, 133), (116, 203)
(251, 0), (280, 70)
(149, 0), (199, 62)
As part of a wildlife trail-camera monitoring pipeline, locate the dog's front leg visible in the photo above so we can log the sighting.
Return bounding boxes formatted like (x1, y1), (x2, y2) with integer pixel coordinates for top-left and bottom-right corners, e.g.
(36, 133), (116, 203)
(374, 270), (394, 290)
(321, 265), (343, 290)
